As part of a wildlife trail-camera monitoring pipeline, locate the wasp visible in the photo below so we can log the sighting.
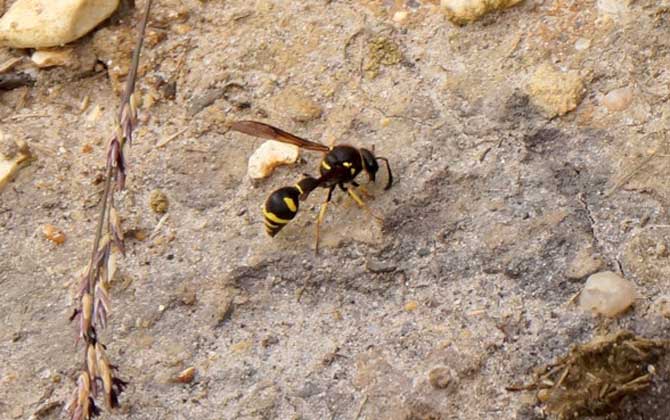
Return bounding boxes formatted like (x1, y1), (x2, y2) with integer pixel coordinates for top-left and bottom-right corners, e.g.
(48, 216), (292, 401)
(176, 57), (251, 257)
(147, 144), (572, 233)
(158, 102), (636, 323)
(230, 121), (393, 253)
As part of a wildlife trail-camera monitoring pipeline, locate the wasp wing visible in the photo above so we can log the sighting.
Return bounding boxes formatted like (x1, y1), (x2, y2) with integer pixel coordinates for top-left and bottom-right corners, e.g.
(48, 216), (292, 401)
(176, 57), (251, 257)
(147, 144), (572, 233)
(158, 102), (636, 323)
(230, 121), (330, 152)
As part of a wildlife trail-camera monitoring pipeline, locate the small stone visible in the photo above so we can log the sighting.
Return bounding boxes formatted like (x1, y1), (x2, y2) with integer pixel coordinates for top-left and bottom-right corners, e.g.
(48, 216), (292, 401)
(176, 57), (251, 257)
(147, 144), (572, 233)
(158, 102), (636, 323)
(653, 295), (670, 318)
(597, 0), (633, 16)
(92, 26), (134, 93)
(656, 242), (668, 257)
(578, 271), (637, 317)
(404, 300), (418, 312)
(231, 339), (252, 354)
(149, 190), (169, 214)
(566, 246), (604, 280)
(0, 137), (32, 192)
(537, 388), (551, 403)
(247, 140), (299, 179)
(428, 366), (453, 389)
(574, 38), (591, 51)
(441, 0), (523, 25)
(133, 229), (148, 241)
(365, 259), (397, 273)
(173, 24), (191, 35)
(272, 87), (322, 122)
(211, 297), (234, 327)
(81, 144), (94, 154)
(602, 87), (633, 112)
(393, 10), (409, 23)
(0, 0), (120, 48)
(262, 335), (279, 348)
(31, 48), (75, 68)
(527, 63), (585, 118)
(177, 285), (197, 306)
(43, 224), (66, 245)
(10, 405), (23, 419)
(176, 367), (196, 383)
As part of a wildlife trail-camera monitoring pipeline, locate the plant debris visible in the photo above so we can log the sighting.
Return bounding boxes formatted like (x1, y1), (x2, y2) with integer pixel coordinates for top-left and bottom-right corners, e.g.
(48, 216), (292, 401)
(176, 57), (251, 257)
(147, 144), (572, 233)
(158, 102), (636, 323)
(510, 331), (669, 419)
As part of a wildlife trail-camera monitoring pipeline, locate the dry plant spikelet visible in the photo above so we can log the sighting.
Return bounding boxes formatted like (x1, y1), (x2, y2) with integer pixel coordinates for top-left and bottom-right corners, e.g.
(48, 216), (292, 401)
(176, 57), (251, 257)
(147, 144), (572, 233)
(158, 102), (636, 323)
(67, 1), (153, 419)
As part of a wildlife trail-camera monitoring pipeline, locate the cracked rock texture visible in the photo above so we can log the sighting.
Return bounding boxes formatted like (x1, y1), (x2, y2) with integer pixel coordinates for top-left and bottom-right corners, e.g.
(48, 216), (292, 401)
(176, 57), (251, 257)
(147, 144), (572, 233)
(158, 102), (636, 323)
(2, 1), (670, 419)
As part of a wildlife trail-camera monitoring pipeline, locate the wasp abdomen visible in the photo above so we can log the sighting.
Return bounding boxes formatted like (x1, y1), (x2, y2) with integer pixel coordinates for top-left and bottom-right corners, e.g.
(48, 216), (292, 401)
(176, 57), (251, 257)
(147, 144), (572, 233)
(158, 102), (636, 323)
(263, 186), (301, 237)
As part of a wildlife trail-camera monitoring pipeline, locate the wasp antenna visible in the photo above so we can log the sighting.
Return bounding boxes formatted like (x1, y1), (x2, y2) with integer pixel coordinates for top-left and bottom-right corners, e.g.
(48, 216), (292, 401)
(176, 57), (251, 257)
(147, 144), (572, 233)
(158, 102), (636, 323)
(376, 157), (393, 190)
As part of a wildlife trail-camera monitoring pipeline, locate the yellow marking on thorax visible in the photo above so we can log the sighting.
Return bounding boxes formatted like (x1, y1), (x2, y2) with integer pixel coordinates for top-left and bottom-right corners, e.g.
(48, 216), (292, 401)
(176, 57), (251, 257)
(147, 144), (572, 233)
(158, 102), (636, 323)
(350, 168), (356, 175)
(343, 161), (352, 168)
(283, 197), (297, 212)
(263, 209), (291, 224)
(321, 160), (332, 170)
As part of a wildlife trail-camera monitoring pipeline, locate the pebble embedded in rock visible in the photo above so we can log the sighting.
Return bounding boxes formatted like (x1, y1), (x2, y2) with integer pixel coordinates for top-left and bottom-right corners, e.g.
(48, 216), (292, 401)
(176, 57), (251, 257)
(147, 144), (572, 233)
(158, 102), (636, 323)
(30, 48), (75, 68)
(271, 87), (322, 122)
(528, 64), (585, 118)
(575, 38), (591, 51)
(0, 137), (32, 192)
(43, 224), (66, 245)
(566, 246), (604, 280)
(92, 26), (134, 93)
(597, 0), (633, 17)
(247, 140), (299, 179)
(602, 87), (633, 112)
(578, 271), (637, 317)
(149, 190), (169, 214)
(428, 366), (454, 389)
(441, 0), (523, 25)
(176, 367), (196, 384)
(0, 0), (120, 48)
(653, 295), (670, 318)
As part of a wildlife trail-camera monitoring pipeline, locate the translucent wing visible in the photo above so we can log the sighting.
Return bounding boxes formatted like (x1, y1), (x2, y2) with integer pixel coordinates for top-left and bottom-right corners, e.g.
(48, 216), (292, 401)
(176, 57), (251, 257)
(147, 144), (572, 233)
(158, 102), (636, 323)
(230, 121), (329, 152)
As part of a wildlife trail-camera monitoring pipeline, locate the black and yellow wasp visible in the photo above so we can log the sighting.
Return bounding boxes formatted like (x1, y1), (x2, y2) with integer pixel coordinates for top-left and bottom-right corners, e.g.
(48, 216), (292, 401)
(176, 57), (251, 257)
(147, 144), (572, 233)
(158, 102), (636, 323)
(230, 121), (393, 253)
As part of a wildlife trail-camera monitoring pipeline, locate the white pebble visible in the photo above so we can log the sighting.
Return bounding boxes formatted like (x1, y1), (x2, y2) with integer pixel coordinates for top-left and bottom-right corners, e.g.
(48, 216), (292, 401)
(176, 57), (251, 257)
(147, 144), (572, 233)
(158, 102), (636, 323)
(0, 0), (120, 48)
(247, 140), (299, 179)
(393, 11), (409, 23)
(31, 48), (74, 68)
(441, 0), (523, 25)
(579, 271), (637, 317)
(575, 38), (591, 51)
(602, 87), (633, 112)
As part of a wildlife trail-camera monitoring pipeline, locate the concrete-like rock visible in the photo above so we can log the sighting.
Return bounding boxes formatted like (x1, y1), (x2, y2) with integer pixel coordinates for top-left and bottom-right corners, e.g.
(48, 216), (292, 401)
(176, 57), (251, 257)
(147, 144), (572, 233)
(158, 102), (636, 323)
(528, 63), (585, 118)
(441, 0), (523, 25)
(0, 0), (120, 48)
(578, 271), (637, 317)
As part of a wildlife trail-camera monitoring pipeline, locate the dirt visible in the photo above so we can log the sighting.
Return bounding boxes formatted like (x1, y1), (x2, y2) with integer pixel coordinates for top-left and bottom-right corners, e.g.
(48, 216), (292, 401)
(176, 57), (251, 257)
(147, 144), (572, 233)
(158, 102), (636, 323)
(2, 0), (670, 419)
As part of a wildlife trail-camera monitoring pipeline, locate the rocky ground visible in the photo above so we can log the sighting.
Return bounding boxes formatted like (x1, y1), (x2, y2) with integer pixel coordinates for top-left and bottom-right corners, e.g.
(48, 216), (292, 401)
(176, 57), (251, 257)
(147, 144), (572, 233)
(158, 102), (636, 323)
(2, 0), (670, 419)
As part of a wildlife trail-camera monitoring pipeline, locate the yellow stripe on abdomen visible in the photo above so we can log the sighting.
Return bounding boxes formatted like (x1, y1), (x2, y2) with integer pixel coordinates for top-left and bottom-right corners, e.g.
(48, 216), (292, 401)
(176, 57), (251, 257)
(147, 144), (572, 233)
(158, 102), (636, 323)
(283, 197), (297, 212)
(263, 209), (292, 225)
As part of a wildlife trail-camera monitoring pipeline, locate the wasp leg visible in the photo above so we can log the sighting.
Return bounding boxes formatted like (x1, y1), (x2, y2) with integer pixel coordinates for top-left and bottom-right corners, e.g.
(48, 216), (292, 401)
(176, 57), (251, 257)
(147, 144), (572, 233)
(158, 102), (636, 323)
(347, 187), (383, 222)
(315, 185), (336, 254)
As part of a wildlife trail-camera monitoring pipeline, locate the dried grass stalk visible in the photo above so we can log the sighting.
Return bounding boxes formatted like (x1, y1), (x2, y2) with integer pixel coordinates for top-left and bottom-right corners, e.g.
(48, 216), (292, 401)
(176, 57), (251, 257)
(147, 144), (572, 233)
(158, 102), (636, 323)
(67, 1), (153, 418)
